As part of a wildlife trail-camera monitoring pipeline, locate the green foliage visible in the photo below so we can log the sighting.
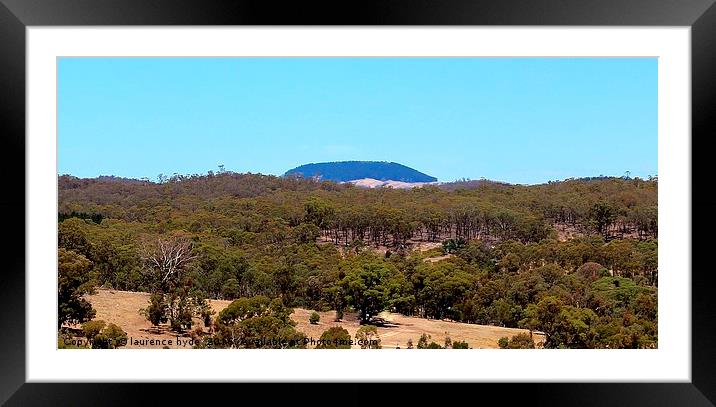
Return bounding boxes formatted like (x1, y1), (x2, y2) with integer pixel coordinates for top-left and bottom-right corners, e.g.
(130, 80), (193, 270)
(497, 333), (535, 349)
(589, 202), (617, 237)
(338, 261), (392, 324)
(444, 335), (452, 349)
(355, 325), (382, 349)
(217, 296), (291, 325)
(442, 238), (466, 254)
(524, 296), (600, 348)
(452, 340), (469, 349)
(591, 276), (650, 309)
(58, 219), (93, 258)
(141, 293), (168, 326)
(58, 249), (97, 328)
(210, 296), (306, 349)
(81, 320), (106, 341)
(417, 333), (431, 349)
(99, 323), (128, 349)
(58, 173), (658, 349)
(58, 333), (89, 349)
(80, 320), (128, 349)
(576, 262), (609, 281)
(293, 223), (321, 244)
(498, 337), (509, 349)
(104, 323), (128, 343)
(309, 311), (320, 325)
(59, 211), (103, 224)
(317, 326), (352, 349)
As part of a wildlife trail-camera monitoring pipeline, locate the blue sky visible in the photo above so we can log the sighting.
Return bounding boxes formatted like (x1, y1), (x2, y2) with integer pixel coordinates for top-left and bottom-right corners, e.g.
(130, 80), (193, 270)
(58, 57), (657, 184)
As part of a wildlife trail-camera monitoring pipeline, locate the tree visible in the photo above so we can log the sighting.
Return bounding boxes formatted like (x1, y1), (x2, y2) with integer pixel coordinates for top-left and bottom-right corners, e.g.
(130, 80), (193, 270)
(140, 235), (197, 293)
(81, 320), (128, 349)
(198, 296), (215, 327)
(355, 325), (382, 349)
(406, 338), (414, 349)
(293, 223), (320, 244)
(81, 320), (106, 342)
(309, 311), (320, 325)
(442, 238), (467, 254)
(576, 262), (608, 281)
(139, 236), (204, 331)
(525, 295), (601, 348)
(497, 333), (535, 349)
(58, 219), (92, 257)
(141, 293), (168, 326)
(90, 238), (122, 288)
(417, 333), (431, 349)
(589, 202), (616, 238)
(444, 335), (452, 349)
(523, 296), (563, 347)
(211, 296), (306, 349)
(58, 172), (658, 350)
(550, 306), (598, 348)
(101, 323), (128, 349)
(338, 262), (391, 324)
(58, 249), (96, 328)
(166, 289), (198, 331)
(591, 276), (649, 310)
(317, 326), (352, 349)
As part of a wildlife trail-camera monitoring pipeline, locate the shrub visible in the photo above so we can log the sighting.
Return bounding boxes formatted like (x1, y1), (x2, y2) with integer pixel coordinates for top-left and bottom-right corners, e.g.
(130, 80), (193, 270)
(452, 340), (469, 349)
(309, 311), (320, 325)
(498, 333), (535, 349)
(58, 333), (88, 349)
(81, 320), (106, 341)
(101, 323), (127, 348)
(91, 333), (111, 349)
(442, 238), (467, 254)
(355, 325), (381, 349)
(417, 333), (430, 349)
(317, 326), (352, 349)
(81, 321), (128, 349)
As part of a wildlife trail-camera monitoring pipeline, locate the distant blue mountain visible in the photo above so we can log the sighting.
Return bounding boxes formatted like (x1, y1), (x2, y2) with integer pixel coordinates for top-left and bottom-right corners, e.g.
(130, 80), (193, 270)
(284, 161), (437, 183)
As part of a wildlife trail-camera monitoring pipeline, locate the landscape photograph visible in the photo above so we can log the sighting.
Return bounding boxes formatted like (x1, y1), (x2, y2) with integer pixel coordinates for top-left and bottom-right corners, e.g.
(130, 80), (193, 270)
(57, 57), (657, 350)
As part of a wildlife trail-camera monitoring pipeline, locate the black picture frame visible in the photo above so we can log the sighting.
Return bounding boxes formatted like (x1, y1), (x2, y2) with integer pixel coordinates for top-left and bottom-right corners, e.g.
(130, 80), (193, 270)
(1, 0), (714, 404)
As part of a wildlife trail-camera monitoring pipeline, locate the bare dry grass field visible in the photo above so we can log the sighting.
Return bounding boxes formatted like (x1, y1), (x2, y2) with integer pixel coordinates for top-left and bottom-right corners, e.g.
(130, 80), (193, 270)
(75, 289), (544, 349)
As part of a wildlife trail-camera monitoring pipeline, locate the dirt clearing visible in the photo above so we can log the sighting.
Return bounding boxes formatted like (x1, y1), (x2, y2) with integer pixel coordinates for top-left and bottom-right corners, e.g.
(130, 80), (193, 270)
(71, 289), (544, 349)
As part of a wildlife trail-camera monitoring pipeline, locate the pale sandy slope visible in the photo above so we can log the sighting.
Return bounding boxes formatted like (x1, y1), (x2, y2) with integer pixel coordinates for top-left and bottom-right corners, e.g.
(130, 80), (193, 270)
(345, 178), (438, 189)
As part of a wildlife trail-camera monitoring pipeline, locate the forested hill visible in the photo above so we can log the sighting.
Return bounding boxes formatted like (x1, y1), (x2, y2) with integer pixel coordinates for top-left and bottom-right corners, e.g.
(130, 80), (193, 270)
(58, 172), (657, 243)
(284, 161), (438, 182)
(58, 172), (658, 348)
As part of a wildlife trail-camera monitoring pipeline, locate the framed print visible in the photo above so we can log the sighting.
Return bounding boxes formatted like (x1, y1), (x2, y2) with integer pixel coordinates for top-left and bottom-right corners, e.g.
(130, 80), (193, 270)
(1, 0), (715, 404)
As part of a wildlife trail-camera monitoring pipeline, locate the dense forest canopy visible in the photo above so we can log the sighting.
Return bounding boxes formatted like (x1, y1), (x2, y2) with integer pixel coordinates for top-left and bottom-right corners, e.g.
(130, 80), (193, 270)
(58, 171), (658, 348)
(284, 161), (438, 182)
